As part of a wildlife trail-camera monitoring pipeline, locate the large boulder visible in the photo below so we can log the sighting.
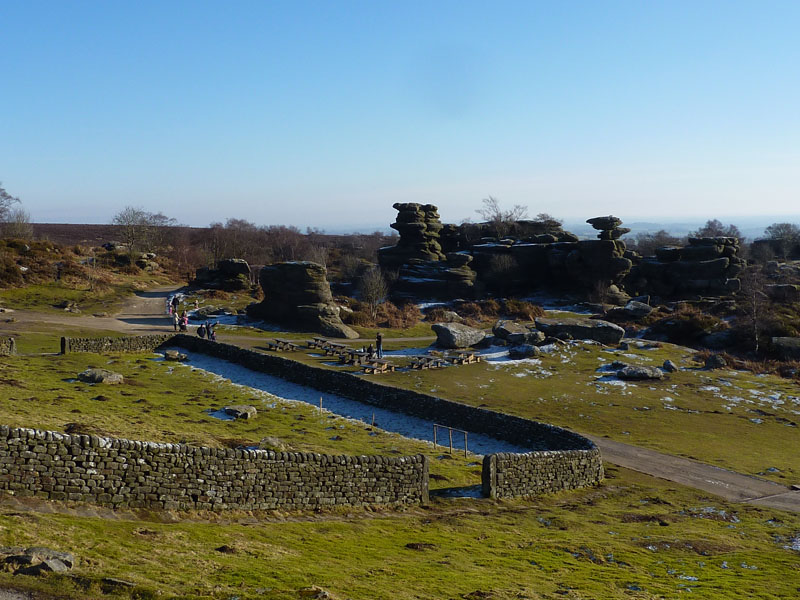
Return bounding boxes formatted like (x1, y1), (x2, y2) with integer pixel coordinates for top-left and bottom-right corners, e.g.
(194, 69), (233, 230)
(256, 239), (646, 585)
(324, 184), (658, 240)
(248, 262), (357, 339)
(534, 317), (625, 345)
(78, 368), (123, 384)
(431, 323), (487, 349)
(772, 337), (800, 360)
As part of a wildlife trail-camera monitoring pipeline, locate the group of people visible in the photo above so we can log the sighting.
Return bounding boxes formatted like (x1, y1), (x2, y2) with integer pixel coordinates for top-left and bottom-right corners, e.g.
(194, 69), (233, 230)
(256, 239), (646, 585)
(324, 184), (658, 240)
(196, 320), (217, 341)
(168, 294), (218, 340)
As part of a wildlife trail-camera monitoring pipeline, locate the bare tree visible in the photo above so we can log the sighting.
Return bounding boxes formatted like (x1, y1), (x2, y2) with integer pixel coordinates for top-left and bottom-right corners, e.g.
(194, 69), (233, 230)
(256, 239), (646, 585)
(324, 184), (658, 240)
(360, 267), (389, 321)
(2, 207), (33, 239)
(112, 206), (150, 254)
(691, 219), (743, 241)
(0, 182), (20, 223)
(764, 222), (800, 259)
(476, 196), (528, 237)
(631, 230), (685, 256)
(739, 265), (769, 354)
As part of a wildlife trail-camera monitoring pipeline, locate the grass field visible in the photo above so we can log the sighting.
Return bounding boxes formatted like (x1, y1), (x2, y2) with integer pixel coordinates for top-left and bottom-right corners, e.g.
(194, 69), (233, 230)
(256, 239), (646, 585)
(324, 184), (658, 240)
(1, 332), (799, 599)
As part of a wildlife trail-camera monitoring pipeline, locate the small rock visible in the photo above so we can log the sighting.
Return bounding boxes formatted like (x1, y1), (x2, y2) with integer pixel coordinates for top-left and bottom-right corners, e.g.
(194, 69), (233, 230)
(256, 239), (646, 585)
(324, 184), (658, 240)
(663, 359), (678, 373)
(298, 585), (334, 599)
(78, 368), (123, 385)
(619, 341), (629, 351)
(164, 350), (187, 361)
(223, 405), (257, 420)
(617, 365), (664, 380)
(508, 345), (542, 359)
(215, 545), (238, 554)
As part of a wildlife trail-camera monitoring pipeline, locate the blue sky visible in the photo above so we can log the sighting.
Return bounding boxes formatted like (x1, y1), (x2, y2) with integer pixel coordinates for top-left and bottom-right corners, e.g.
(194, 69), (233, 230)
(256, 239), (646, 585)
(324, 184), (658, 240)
(2, 1), (799, 231)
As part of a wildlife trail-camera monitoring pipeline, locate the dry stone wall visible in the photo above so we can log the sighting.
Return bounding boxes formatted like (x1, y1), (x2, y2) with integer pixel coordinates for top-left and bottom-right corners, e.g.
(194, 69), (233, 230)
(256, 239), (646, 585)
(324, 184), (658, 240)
(60, 334), (173, 355)
(0, 337), (15, 356)
(0, 425), (428, 510)
(168, 336), (603, 498)
(54, 334), (603, 500)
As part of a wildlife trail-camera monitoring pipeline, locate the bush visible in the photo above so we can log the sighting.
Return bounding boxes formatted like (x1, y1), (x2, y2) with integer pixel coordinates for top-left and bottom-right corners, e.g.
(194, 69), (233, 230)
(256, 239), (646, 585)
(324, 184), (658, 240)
(502, 299), (544, 321)
(0, 252), (23, 286)
(646, 305), (729, 345)
(377, 301), (421, 329)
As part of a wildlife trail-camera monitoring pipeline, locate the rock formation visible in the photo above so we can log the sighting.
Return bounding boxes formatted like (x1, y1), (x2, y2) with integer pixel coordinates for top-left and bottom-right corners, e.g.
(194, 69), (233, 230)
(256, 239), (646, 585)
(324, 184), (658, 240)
(247, 262), (358, 339)
(379, 204), (477, 299)
(627, 237), (744, 298)
(195, 258), (252, 291)
(534, 317), (625, 345)
(378, 203), (446, 268)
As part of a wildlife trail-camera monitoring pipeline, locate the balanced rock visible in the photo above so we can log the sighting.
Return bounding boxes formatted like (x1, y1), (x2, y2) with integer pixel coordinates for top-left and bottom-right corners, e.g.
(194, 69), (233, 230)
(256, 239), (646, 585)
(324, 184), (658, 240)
(534, 317), (625, 345)
(78, 368), (123, 384)
(431, 323), (486, 349)
(247, 262), (357, 339)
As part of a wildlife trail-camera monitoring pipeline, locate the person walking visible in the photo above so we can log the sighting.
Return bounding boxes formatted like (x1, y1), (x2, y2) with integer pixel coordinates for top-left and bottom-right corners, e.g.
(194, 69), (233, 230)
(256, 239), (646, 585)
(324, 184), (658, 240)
(172, 311), (179, 331)
(170, 294), (180, 315)
(376, 332), (383, 359)
(180, 311), (188, 332)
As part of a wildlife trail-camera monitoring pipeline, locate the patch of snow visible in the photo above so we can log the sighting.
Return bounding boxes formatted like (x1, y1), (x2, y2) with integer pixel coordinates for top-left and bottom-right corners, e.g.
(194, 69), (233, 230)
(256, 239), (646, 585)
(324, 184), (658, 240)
(162, 348), (531, 455)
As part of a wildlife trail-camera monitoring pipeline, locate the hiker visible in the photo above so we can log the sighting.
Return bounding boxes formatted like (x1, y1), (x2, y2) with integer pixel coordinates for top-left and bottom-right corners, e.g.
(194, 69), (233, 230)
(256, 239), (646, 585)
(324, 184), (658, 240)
(207, 321), (217, 342)
(367, 343), (375, 359)
(376, 332), (383, 359)
(172, 311), (179, 331)
(179, 311), (188, 332)
(170, 295), (180, 314)
(197, 323), (206, 338)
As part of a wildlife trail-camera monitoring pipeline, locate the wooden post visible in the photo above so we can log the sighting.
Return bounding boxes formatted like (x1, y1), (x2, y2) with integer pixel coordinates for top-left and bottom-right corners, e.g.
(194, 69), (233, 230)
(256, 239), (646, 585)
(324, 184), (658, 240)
(371, 412), (375, 427)
(449, 428), (453, 454)
(319, 396), (322, 413)
(464, 432), (468, 457)
(433, 425), (437, 448)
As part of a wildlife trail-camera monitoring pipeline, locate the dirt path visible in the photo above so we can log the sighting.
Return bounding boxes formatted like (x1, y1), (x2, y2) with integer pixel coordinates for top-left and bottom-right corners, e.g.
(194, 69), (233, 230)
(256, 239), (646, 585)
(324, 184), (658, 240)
(4, 286), (799, 513)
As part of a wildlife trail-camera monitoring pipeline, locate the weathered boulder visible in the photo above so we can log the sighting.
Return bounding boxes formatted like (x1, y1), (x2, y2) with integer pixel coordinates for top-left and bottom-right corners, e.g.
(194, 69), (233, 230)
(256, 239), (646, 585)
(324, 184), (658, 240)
(194, 259), (252, 291)
(431, 323), (486, 348)
(218, 258), (251, 277)
(0, 546), (76, 576)
(508, 344), (542, 359)
(78, 368), (123, 384)
(771, 337), (800, 360)
(662, 359), (679, 373)
(492, 320), (528, 341)
(224, 405), (257, 420)
(534, 317), (625, 345)
(248, 262), (358, 339)
(607, 300), (653, 320)
(704, 354), (727, 369)
(617, 365), (664, 380)
(766, 284), (800, 303)
(164, 350), (187, 361)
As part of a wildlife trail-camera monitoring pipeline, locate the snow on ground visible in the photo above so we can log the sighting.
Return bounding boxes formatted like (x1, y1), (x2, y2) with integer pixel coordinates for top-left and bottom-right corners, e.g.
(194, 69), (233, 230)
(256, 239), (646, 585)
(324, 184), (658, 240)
(159, 349), (530, 455)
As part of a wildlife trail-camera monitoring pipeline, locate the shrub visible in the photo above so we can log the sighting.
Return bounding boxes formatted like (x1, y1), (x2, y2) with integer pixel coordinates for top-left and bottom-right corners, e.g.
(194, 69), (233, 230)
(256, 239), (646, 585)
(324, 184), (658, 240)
(646, 305), (728, 345)
(377, 301), (421, 329)
(502, 299), (544, 321)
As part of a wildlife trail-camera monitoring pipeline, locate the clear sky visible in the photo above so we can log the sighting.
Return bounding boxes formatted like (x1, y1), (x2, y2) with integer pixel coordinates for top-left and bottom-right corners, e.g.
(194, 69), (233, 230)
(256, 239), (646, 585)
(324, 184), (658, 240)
(2, 0), (799, 231)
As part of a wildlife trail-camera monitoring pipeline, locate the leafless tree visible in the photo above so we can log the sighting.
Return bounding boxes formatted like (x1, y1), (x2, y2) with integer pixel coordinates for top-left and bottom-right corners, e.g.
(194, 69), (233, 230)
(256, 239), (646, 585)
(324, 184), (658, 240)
(691, 219), (743, 241)
(0, 182), (20, 223)
(2, 207), (33, 239)
(738, 265), (769, 354)
(360, 267), (389, 320)
(764, 222), (800, 259)
(112, 206), (177, 256)
(476, 196), (528, 237)
(631, 230), (685, 256)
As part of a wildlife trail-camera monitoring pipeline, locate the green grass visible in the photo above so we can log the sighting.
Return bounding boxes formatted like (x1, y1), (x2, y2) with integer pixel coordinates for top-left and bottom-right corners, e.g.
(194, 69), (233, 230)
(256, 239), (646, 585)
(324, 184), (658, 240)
(1, 329), (800, 598)
(0, 276), (175, 315)
(0, 465), (797, 599)
(0, 351), (479, 489)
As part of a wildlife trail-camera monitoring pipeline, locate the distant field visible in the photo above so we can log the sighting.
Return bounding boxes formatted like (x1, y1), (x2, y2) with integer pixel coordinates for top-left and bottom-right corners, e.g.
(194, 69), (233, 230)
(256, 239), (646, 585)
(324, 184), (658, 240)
(31, 223), (206, 246)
